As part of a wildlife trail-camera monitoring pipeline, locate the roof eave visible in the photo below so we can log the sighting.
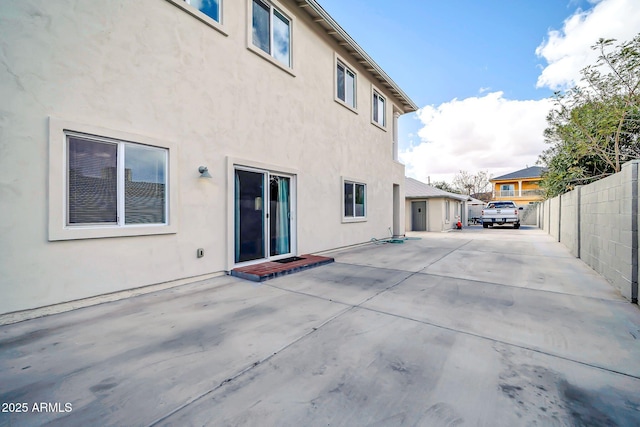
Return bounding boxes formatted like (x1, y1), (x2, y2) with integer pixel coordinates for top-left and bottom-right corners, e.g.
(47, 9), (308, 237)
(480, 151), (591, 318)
(407, 195), (470, 201)
(491, 176), (543, 182)
(299, 0), (418, 113)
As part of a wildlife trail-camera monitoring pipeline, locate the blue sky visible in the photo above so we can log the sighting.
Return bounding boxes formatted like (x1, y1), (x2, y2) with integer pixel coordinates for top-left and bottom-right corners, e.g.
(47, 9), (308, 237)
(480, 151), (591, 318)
(318, 0), (640, 184)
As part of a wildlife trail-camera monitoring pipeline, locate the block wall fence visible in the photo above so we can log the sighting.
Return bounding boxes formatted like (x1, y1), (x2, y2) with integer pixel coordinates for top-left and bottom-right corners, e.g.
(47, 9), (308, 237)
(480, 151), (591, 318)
(538, 160), (639, 303)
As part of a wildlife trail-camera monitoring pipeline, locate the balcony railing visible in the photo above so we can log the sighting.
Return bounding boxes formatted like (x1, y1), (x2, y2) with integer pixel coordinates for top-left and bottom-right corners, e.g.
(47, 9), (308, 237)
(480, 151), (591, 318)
(496, 189), (543, 198)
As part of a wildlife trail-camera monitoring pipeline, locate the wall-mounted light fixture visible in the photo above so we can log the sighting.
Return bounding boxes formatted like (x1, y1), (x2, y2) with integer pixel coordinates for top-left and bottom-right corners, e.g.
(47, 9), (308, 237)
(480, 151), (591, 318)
(198, 166), (212, 178)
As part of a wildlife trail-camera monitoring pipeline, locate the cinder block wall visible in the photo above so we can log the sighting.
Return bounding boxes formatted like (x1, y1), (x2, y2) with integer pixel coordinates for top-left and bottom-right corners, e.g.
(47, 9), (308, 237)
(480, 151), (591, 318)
(560, 189), (580, 257)
(580, 162), (636, 301)
(542, 200), (550, 232)
(549, 197), (561, 242)
(540, 160), (639, 302)
(520, 204), (539, 226)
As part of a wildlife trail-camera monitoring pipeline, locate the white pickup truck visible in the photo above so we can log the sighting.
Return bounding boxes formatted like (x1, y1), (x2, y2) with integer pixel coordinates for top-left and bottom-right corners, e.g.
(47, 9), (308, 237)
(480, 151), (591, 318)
(481, 201), (521, 229)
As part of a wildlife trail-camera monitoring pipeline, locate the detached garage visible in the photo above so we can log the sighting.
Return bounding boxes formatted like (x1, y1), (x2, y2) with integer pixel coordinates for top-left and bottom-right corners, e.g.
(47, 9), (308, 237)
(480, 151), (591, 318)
(405, 177), (470, 232)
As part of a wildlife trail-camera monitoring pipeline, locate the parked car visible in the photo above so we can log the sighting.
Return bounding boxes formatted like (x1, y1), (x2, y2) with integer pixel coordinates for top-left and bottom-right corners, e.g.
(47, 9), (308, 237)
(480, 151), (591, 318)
(481, 201), (521, 229)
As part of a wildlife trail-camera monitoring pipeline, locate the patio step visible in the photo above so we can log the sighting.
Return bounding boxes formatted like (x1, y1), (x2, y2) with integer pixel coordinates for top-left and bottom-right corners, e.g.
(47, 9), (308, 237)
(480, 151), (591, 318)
(231, 254), (334, 282)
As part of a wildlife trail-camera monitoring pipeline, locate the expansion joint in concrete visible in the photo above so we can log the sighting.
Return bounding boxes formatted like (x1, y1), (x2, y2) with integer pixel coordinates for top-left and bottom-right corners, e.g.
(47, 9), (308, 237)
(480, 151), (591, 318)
(146, 303), (354, 426)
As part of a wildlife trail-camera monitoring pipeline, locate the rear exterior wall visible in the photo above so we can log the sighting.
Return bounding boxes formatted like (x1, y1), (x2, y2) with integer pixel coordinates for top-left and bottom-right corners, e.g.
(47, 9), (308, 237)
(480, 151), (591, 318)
(0, 0), (407, 314)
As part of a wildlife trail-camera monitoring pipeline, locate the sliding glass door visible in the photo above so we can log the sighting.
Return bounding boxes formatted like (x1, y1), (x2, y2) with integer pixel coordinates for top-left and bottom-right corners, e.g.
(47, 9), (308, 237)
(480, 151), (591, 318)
(270, 175), (290, 257)
(235, 169), (265, 263)
(235, 168), (293, 264)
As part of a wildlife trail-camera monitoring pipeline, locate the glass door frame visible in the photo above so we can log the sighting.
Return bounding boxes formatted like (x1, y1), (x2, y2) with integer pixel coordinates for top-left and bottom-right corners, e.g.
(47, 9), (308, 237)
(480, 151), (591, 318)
(233, 165), (296, 267)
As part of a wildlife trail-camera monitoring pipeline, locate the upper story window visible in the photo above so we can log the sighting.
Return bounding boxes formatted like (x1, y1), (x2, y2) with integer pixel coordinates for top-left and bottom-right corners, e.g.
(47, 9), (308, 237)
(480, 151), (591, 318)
(185, 0), (220, 22)
(336, 60), (357, 109)
(166, 0), (226, 35)
(500, 184), (515, 197)
(372, 90), (386, 127)
(252, 0), (291, 67)
(67, 134), (168, 226)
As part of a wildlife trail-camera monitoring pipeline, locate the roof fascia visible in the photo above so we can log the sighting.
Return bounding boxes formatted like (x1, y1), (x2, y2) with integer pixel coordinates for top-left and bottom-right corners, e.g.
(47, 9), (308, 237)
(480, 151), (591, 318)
(299, 0), (418, 113)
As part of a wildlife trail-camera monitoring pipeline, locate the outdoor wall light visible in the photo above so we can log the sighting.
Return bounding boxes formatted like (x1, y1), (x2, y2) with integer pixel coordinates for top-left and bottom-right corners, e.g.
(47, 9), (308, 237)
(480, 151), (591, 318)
(198, 166), (212, 178)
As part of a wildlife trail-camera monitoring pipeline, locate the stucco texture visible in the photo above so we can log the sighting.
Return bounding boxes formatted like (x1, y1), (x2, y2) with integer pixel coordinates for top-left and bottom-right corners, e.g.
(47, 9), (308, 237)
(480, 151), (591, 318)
(0, 0), (411, 314)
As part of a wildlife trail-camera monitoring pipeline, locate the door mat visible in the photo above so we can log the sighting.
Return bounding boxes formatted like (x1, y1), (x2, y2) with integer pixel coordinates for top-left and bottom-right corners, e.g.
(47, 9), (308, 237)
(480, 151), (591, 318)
(274, 256), (306, 264)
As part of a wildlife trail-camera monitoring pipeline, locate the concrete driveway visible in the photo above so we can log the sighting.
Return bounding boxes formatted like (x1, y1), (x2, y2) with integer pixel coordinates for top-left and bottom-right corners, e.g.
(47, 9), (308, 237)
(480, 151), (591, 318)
(1, 226), (640, 426)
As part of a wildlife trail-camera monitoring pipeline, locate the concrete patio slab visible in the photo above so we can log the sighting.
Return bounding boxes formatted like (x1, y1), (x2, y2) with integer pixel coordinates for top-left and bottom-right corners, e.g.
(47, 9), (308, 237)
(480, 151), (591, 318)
(459, 234), (577, 259)
(266, 262), (412, 306)
(161, 307), (640, 427)
(417, 230), (620, 300)
(330, 238), (468, 273)
(423, 248), (619, 299)
(1, 226), (639, 426)
(362, 272), (640, 377)
(0, 278), (350, 426)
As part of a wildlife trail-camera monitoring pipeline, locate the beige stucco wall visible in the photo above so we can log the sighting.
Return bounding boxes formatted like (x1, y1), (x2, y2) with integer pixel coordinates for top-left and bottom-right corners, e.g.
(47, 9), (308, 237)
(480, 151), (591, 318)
(405, 199), (429, 232)
(446, 200), (463, 231)
(0, 0), (409, 314)
(405, 198), (462, 232)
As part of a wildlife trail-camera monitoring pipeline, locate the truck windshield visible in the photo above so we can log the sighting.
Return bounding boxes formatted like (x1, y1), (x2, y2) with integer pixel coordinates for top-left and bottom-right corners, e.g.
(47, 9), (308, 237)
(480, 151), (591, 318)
(487, 202), (515, 208)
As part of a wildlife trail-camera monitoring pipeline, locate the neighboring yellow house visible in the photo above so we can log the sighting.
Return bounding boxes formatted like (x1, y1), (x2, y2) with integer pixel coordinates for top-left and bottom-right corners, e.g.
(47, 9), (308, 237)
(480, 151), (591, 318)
(491, 166), (546, 206)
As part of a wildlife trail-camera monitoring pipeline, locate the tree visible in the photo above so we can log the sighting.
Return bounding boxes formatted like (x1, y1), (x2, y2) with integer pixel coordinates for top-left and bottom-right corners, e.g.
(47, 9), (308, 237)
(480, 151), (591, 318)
(432, 180), (460, 194)
(452, 170), (492, 196)
(539, 34), (640, 198)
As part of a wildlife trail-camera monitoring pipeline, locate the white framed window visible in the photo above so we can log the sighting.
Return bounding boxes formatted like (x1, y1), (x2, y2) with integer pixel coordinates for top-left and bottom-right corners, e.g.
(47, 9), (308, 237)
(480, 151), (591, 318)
(501, 184), (515, 197)
(67, 134), (168, 226)
(336, 58), (357, 110)
(372, 89), (386, 128)
(445, 200), (450, 222)
(343, 180), (366, 220)
(49, 118), (178, 241)
(166, 0), (227, 35)
(251, 0), (291, 68)
(185, 0), (221, 22)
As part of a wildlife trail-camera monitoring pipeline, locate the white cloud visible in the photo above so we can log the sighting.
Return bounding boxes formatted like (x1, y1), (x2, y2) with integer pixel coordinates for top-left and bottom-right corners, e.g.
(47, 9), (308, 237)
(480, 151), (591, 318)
(402, 0), (640, 186)
(400, 92), (552, 184)
(536, 0), (640, 90)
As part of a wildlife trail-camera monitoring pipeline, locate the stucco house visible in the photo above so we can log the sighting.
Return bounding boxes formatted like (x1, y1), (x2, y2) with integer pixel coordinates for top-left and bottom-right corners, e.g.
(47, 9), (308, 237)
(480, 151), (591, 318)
(405, 178), (470, 232)
(0, 0), (417, 317)
(490, 166), (546, 206)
